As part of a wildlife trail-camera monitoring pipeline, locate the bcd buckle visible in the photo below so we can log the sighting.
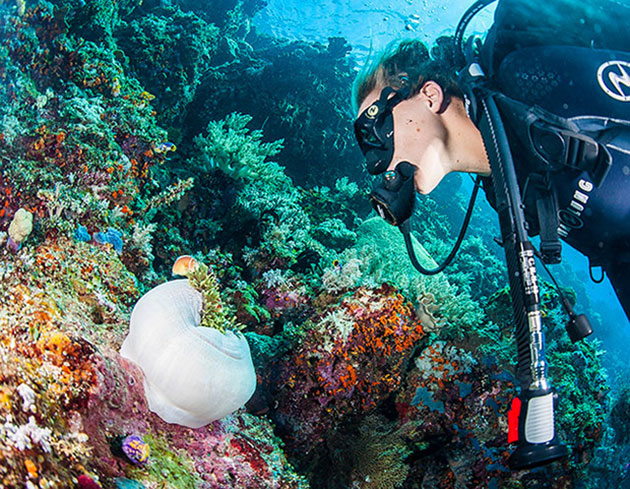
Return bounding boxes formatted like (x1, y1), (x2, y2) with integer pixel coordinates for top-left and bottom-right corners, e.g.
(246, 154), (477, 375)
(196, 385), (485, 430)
(530, 121), (612, 187)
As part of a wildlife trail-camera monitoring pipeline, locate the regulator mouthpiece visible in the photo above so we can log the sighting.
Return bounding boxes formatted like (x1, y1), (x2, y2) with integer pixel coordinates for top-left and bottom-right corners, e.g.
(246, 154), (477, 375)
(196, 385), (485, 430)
(369, 161), (416, 226)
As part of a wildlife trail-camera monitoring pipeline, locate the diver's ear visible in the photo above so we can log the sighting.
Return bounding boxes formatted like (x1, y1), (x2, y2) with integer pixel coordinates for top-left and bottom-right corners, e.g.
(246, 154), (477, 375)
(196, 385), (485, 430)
(419, 81), (445, 114)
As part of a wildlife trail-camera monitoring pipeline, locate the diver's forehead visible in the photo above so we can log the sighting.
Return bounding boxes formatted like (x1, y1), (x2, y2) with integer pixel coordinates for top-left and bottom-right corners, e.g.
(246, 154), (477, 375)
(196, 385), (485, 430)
(357, 87), (382, 117)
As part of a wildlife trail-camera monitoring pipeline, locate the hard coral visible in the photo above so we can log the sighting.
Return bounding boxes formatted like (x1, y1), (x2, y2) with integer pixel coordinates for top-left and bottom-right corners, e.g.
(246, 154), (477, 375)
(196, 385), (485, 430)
(35, 330), (98, 410)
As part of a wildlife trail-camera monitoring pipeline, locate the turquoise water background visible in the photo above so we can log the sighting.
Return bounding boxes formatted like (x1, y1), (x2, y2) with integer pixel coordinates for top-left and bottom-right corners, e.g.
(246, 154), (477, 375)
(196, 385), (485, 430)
(254, 0), (496, 61)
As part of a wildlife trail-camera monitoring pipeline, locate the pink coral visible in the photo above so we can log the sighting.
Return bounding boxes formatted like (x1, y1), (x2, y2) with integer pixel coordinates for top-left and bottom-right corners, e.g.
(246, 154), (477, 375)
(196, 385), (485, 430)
(77, 474), (102, 489)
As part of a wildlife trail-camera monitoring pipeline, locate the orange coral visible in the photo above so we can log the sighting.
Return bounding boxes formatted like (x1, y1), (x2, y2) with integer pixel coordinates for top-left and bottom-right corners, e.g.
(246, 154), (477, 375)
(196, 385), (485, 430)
(35, 330), (97, 409)
(273, 284), (425, 450)
(316, 286), (423, 404)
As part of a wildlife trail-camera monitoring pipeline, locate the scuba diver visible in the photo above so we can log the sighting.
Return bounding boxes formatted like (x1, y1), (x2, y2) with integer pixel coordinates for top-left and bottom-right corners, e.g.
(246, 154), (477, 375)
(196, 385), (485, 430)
(352, 0), (630, 471)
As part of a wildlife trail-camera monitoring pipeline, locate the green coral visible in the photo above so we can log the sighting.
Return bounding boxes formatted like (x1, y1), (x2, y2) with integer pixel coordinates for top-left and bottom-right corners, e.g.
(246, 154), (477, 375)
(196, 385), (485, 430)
(232, 143), (317, 264)
(334, 176), (360, 200)
(234, 283), (271, 322)
(351, 216), (437, 290)
(312, 217), (357, 249)
(298, 179), (364, 238)
(187, 263), (244, 333)
(194, 112), (284, 181)
(127, 432), (200, 488)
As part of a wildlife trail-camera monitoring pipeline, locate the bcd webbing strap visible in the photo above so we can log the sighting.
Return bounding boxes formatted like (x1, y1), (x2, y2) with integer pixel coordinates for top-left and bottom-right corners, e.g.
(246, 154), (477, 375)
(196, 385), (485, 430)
(535, 183), (562, 265)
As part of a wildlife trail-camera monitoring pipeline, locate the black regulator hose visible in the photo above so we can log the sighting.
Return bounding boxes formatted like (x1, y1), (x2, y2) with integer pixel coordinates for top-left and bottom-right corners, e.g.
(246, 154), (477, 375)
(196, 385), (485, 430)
(400, 175), (482, 275)
(454, 0), (498, 65)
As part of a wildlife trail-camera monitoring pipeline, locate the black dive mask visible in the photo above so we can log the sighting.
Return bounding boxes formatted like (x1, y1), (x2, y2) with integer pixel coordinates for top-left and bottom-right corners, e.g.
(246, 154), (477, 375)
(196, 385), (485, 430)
(354, 85), (410, 175)
(369, 161), (416, 226)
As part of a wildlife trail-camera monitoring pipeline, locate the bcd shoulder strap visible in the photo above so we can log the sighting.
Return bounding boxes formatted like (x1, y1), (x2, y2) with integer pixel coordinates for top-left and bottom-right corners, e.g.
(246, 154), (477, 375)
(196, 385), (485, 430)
(494, 94), (613, 187)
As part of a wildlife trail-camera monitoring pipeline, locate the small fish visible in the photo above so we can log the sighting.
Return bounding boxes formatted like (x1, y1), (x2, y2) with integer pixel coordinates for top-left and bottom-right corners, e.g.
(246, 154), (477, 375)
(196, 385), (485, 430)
(153, 141), (177, 154)
(332, 259), (342, 270)
(112, 77), (122, 97)
(172, 255), (199, 276)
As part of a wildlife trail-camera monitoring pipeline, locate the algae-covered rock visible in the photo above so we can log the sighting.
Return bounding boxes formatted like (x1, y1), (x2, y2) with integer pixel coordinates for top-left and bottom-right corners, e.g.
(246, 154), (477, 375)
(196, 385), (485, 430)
(115, 5), (220, 128)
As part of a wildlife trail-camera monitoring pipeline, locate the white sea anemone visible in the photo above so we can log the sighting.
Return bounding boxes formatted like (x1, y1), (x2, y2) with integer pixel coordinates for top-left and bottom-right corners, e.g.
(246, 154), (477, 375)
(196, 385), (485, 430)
(120, 279), (256, 428)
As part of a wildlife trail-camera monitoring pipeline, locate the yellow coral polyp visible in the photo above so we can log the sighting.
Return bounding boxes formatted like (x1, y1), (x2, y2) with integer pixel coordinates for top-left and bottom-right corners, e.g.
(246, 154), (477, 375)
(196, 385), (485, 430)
(24, 458), (38, 479)
(0, 390), (11, 409)
(38, 331), (72, 360)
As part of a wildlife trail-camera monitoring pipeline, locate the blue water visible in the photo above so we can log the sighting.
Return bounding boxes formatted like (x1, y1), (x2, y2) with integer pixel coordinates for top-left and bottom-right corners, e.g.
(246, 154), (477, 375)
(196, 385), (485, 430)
(254, 0), (496, 62)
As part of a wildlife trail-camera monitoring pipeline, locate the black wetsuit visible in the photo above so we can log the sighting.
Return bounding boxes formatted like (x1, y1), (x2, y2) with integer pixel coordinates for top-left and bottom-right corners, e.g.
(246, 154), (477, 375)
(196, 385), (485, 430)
(491, 45), (630, 319)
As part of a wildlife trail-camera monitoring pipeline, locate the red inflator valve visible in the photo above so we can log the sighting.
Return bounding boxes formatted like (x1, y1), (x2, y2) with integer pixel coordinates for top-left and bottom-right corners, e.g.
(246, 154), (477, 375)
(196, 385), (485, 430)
(508, 397), (522, 444)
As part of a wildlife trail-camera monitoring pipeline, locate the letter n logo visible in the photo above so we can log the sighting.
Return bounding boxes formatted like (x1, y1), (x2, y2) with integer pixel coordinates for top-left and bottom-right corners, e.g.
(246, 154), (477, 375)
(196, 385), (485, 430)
(598, 60), (630, 102)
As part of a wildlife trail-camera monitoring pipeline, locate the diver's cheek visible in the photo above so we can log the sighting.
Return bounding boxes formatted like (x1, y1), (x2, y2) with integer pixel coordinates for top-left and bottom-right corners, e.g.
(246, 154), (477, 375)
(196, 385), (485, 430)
(389, 126), (421, 171)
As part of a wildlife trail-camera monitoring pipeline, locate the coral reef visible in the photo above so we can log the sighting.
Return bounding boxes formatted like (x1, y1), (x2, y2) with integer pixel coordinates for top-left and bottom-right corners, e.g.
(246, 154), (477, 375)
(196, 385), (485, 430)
(0, 0), (620, 487)
(114, 4), (220, 128)
(0, 1), (308, 486)
(265, 284), (424, 452)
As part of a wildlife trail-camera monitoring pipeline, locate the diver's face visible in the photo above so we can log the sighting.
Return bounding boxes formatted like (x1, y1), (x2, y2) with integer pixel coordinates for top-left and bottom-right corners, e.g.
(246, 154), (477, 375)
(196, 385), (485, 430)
(357, 84), (449, 194)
